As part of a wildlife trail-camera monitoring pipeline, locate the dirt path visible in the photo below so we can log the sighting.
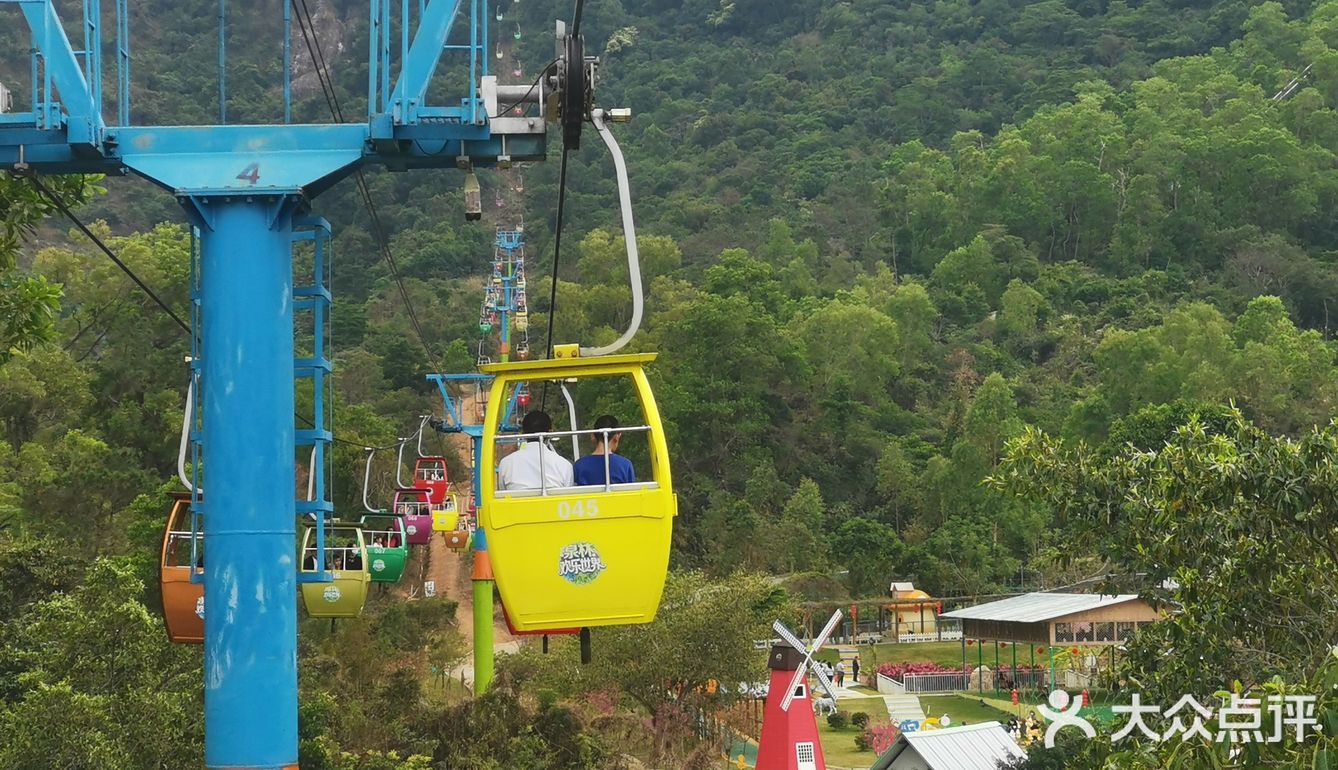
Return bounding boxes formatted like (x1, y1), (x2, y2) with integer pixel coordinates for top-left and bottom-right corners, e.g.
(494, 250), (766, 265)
(426, 386), (516, 653)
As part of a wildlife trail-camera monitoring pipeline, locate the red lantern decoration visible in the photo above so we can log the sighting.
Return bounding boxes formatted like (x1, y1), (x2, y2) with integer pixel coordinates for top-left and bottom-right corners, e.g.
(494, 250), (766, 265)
(1037, 647), (1046, 654)
(966, 639), (975, 646)
(998, 641), (1008, 647)
(1081, 688), (1090, 707)
(1070, 647), (1080, 656)
(1011, 688), (1020, 705)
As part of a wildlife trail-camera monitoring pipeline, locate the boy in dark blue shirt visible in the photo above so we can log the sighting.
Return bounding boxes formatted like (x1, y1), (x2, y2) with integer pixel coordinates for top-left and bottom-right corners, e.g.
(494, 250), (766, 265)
(573, 414), (637, 486)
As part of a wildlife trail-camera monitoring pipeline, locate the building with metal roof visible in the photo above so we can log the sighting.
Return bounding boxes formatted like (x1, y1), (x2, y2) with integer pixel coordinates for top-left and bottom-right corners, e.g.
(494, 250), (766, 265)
(940, 592), (1160, 646)
(917, 592), (1164, 696)
(869, 722), (1025, 770)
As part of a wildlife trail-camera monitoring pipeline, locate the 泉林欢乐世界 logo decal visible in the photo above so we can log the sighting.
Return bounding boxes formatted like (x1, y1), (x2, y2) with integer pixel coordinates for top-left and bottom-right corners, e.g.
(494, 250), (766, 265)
(558, 542), (606, 584)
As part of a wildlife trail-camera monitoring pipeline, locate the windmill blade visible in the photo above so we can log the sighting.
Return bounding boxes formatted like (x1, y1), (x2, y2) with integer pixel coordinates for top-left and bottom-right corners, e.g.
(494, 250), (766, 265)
(779, 658), (809, 712)
(811, 610), (844, 652)
(811, 661), (839, 701)
(772, 620), (806, 652)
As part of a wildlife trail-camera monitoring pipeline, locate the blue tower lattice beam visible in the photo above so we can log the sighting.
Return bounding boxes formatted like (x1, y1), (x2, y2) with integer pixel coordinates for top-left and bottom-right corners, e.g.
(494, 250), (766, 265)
(1, 1), (555, 768)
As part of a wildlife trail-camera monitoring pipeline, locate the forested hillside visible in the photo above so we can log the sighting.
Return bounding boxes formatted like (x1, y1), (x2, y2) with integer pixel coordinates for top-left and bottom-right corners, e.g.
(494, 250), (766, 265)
(2, 0), (1338, 765)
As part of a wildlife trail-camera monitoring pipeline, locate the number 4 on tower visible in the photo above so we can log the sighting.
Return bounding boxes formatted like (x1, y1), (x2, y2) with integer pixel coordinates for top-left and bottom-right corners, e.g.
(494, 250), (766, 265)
(236, 163), (260, 184)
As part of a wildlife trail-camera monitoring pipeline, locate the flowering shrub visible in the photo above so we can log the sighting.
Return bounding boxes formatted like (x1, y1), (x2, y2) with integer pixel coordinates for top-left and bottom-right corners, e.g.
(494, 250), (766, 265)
(874, 662), (971, 679)
(874, 661), (1049, 680)
(855, 721), (900, 754)
(584, 687), (618, 714)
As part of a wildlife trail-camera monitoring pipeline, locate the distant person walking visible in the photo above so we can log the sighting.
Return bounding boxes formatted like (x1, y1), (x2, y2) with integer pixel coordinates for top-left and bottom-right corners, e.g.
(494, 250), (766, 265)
(851, 657), (861, 684)
(835, 660), (846, 688)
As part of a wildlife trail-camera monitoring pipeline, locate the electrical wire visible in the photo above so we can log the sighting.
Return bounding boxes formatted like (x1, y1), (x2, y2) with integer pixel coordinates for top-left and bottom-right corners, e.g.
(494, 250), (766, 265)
(495, 57), (559, 117)
(23, 173), (191, 334)
(541, 147), (571, 364)
(289, 0), (440, 372)
(571, 0), (586, 37)
(24, 171), (408, 452)
(538, 0), (587, 406)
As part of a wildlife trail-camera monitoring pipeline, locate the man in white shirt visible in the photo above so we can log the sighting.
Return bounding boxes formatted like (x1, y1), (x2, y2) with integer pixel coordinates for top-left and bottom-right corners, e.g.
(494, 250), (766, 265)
(498, 410), (573, 491)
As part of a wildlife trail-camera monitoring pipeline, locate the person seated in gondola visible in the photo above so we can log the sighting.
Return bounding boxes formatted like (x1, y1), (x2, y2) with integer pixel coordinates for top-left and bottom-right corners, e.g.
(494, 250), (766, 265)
(346, 548), (362, 570)
(498, 410), (573, 491)
(303, 551), (317, 570)
(573, 414), (637, 486)
(372, 534), (386, 548)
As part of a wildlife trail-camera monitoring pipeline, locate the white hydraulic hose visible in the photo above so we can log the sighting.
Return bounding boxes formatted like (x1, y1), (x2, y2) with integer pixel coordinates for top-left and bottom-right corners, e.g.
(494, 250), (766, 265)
(363, 448), (379, 513)
(582, 109), (643, 357)
(178, 377), (199, 494)
(415, 414), (430, 457)
(395, 439), (408, 488)
(561, 383), (580, 462)
(306, 445), (316, 504)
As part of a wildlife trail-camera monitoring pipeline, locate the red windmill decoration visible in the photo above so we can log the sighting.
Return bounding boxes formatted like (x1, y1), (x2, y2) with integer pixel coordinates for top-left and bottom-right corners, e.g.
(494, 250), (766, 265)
(757, 611), (842, 770)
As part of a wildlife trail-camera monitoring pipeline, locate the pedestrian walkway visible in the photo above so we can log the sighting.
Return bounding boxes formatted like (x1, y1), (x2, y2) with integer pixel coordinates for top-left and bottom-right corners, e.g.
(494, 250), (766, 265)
(831, 683), (865, 700)
(882, 692), (926, 724)
(829, 645), (862, 688)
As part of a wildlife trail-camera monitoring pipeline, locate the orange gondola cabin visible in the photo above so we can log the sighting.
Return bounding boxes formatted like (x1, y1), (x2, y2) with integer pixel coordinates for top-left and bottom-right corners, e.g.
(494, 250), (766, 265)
(160, 493), (204, 643)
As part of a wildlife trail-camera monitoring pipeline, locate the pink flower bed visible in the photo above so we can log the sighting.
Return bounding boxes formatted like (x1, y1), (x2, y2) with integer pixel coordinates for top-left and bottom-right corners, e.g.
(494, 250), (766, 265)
(875, 662), (971, 679)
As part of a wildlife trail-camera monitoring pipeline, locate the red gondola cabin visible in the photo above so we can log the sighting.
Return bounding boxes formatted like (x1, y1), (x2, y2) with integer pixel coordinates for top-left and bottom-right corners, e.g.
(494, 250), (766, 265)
(414, 456), (450, 506)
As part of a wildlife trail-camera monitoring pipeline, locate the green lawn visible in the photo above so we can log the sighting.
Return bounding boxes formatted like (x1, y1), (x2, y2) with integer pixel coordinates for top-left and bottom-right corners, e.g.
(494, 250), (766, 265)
(977, 690), (1123, 728)
(814, 648), (841, 664)
(859, 641), (968, 671)
(816, 696), (889, 769)
(919, 694), (1015, 727)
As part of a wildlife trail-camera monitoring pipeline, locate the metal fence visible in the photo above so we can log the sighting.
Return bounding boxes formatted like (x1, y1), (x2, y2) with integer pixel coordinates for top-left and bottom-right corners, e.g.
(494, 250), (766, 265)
(901, 672), (973, 693)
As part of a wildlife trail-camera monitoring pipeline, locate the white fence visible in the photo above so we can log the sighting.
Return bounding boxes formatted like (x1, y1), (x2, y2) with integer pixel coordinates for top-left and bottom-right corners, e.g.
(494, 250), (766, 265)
(901, 672), (972, 693)
(897, 629), (962, 643)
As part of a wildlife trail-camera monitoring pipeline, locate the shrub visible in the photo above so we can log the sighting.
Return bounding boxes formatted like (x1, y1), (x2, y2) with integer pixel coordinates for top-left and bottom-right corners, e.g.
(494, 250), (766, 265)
(535, 689), (558, 710)
(850, 711), (870, 729)
(854, 730), (871, 751)
(826, 711), (849, 730)
(858, 722), (901, 754)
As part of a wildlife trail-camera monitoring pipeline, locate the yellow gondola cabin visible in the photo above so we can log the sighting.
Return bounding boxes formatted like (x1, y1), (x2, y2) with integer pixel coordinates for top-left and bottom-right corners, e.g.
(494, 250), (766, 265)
(298, 524), (370, 618)
(479, 352), (675, 632)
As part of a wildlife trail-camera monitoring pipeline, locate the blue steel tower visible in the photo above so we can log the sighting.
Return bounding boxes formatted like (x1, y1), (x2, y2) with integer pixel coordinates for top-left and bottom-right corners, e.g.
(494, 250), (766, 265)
(0, 2), (594, 767)
(478, 226), (530, 364)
